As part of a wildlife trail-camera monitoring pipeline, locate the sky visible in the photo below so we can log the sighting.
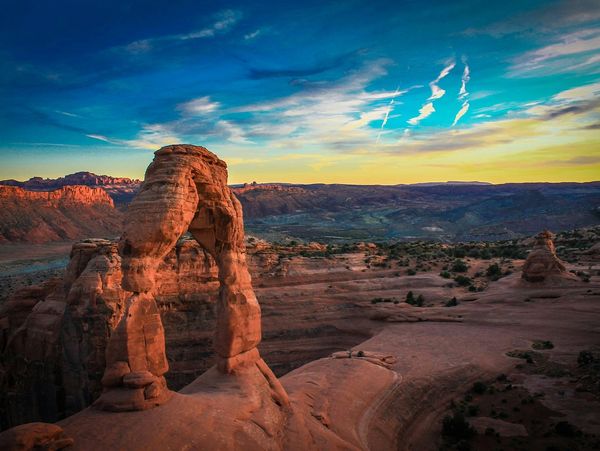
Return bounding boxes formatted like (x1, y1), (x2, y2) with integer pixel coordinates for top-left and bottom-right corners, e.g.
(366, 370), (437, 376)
(1, 0), (599, 184)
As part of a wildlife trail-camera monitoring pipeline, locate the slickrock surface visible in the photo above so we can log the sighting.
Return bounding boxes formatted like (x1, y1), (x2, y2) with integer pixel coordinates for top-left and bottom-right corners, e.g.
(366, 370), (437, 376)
(0, 185), (122, 243)
(46, 269), (600, 450)
(0, 422), (73, 450)
(521, 230), (578, 283)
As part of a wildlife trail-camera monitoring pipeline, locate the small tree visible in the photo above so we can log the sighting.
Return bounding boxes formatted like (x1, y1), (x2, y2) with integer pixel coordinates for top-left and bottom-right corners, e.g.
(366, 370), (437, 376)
(406, 291), (415, 304)
(451, 259), (468, 273)
(486, 263), (502, 280)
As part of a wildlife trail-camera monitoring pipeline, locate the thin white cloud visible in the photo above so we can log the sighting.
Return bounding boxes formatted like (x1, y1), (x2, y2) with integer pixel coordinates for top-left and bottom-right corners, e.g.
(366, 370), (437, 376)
(453, 60), (471, 126)
(55, 110), (79, 118)
(408, 102), (435, 125)
(452, 101), (470, 126)
(408, 60), (455, 126)
(244, 29), (262, 40)
(86, 134), (120, 144)
(377, 87), (401, 142)
(123, 9), (242, 53)
(178, 96), (221, 115)
(512, 27), (600, 73)
(458, 64), (470, 99)
(428, 61), (456, 101)
(216, 120), (253, 144)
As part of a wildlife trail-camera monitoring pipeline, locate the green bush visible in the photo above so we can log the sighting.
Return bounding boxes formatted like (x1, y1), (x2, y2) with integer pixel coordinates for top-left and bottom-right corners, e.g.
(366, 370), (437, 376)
(451, 259), (469, 272)
(406, 291), (424, 307)
(486, 263), (502, 279)
(454, 275), (472, 286)
(445, 297), (458, 307)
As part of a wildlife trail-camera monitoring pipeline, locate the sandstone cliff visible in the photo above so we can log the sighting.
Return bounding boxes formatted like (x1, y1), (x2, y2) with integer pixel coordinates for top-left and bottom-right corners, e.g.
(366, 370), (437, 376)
(0, 186), (122, 243)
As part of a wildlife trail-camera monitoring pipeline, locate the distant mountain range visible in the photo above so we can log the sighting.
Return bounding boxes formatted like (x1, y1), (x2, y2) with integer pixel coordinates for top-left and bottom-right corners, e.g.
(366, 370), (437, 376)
(1, 173), (599, 242)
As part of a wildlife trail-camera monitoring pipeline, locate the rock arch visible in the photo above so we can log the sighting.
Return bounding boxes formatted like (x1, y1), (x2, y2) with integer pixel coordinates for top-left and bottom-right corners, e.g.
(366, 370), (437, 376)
(95, 145), (278, 411)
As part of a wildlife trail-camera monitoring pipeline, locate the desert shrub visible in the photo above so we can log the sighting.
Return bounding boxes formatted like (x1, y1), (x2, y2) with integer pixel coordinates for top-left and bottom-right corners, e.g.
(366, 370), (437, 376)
(480, 249), (492, 260)
(555, 421), (579, 437)
(471, 381), (487, 394)
(451, 259), (468, 273)
(406, 268), (417, 275)
(454, 275), (472, 286)
(532, 340), (554, 350)
(440, 270), (451, 278)
(577, 350), (597, 366)
(486, 263), (502, 279)
(445, 297), (458, 307)
(406, 292), (424, 307)
(371, 297), (394, 304)
(441, 412), (474, 440)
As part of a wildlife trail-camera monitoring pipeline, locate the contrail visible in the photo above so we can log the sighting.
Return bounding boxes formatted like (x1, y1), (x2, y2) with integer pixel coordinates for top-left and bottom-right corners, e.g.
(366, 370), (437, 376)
(377, 86), (401, 143)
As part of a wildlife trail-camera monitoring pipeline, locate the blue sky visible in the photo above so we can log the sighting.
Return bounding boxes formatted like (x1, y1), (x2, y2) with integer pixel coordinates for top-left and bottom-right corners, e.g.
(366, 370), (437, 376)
(1, 0), (599, 183)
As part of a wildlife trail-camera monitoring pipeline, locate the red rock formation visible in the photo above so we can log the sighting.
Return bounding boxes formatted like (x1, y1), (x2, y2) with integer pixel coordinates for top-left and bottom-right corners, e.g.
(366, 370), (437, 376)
(521, 231), (576, 283)
(0, 422), (73, 450)
(0, 186), (122, 243)
(96, 144), (287, 411)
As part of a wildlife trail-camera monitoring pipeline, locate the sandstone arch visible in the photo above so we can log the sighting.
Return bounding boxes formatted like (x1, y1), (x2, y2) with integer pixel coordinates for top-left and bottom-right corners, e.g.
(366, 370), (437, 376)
(95, 145), (281, 411)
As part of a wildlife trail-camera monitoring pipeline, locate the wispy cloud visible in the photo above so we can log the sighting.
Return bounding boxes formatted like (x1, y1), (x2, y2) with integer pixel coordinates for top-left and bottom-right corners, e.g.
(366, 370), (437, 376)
(408, 103), (435, 125)
(244, 29), (262, 40)
(428, 61), (456, 101)
(123, 9), (242, 54)
(177, 96), (221, 114)
(408, 60), (455, 126)
(453, 60), (470, 126)
(462, 0), (600, 37)
(377, 87), (401, 142)
(512, 27), (600, 74)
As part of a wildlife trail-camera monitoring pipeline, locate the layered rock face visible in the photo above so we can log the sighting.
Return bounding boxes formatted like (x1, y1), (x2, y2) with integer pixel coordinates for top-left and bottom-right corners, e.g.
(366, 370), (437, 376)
(521, 231), (575, 282)
(0, 185), (122, 243)
(0, 172), (142, 205)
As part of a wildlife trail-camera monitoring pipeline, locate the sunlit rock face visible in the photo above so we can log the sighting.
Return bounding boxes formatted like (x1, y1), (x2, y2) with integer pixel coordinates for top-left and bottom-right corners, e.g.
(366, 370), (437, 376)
(521, 230), (575, 282)
(0, 185), (122, 243)
(89, 144), (278, 411)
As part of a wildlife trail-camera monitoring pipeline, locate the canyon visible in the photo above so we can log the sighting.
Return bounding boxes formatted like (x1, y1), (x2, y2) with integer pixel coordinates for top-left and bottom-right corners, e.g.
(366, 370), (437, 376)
(2, 174), (599, 244)
(0, 145), (599, 450)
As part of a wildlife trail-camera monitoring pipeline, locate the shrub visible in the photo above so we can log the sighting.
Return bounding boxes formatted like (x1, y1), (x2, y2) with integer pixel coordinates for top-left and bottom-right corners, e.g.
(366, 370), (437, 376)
(440, 270), (451, 279)
(406, 268), (417, 275)
(472, 381), (487, 394)
(454, 275), (472, 286)
(532, 340), (554, 350)
(406, 291), (424, 307)
(445, 297), (458, 307)
(441, 412), (474, 440)
(451, 259), (469, 273)
(486, 263), (502, 279)
(577, 350), (596, 366)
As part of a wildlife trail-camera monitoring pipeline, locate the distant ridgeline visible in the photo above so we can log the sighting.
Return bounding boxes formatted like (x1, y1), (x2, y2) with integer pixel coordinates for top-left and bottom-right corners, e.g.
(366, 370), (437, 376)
(1, 174), (599, 242)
